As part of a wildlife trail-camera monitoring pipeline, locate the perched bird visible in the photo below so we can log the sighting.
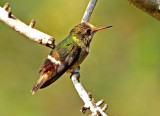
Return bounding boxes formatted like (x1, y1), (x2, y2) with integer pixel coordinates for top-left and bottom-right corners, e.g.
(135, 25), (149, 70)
(31, 22), (112, 95)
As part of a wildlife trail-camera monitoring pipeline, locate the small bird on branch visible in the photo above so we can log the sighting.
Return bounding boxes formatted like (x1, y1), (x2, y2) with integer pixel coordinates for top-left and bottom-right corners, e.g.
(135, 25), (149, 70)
(31, 22), (112, 95)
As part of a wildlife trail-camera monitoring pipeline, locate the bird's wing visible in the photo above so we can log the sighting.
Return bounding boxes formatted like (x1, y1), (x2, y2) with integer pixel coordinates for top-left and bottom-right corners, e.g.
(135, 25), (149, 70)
(31, 45), (81, 94)
(40, 45), (81, 88)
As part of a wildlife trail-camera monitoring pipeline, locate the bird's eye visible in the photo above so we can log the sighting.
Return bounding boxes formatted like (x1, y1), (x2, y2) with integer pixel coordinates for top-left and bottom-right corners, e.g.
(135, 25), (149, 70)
(86, 29), (91, 35)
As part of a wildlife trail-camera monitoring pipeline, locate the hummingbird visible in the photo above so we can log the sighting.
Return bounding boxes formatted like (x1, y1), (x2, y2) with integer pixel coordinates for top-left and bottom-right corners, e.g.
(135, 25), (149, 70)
(31, 22), (112, 95)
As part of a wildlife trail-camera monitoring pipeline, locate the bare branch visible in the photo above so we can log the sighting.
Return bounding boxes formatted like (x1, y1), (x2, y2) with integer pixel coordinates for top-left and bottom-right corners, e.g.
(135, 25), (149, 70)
(71, 67), (107, 116)
(128, 0), (160, 21)
(0, 6), (55, 49)
(81, 0), (98, 23)
(72, 0), (108, 115)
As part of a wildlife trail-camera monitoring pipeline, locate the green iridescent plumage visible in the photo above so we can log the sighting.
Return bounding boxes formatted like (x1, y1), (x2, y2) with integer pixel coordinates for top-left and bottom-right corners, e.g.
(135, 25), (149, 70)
(31, 22), (112, 94)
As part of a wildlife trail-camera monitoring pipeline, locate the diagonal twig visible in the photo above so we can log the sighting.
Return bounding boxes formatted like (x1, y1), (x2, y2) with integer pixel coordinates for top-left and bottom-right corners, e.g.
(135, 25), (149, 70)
(0, 3), (55, 49)
(81, 0), (98, 23)
(71, 0), (108, 115)
(71, 67), (107, 116)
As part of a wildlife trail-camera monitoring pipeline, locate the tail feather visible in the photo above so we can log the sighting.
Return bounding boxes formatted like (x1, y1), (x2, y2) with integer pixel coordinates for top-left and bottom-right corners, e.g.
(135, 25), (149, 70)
(31, 58), (59, 95)
(31, 73), (49, 95)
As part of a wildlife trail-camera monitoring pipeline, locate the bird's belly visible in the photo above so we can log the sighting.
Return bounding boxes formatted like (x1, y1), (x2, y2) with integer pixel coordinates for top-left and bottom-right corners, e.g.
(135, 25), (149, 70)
(68, 51), (88, 72)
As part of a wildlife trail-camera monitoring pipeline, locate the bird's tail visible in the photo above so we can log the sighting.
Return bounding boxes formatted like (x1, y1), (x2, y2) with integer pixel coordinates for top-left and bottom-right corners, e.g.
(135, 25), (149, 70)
(31, 73), (49, 95)
(31, 57), (58, 95)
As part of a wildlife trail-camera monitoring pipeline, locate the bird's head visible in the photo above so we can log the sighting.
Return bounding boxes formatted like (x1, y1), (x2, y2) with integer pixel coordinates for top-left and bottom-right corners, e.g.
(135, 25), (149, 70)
(70, 22), (112, 46)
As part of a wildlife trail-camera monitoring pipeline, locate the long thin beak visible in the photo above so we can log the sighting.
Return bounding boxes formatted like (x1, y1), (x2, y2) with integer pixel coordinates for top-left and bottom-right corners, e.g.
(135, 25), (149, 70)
(93, 26), (112, 32)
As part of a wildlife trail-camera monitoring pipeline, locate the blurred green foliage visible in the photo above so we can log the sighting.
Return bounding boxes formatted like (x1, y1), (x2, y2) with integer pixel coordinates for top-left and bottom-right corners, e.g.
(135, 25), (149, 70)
(0, 0), (160, 116)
